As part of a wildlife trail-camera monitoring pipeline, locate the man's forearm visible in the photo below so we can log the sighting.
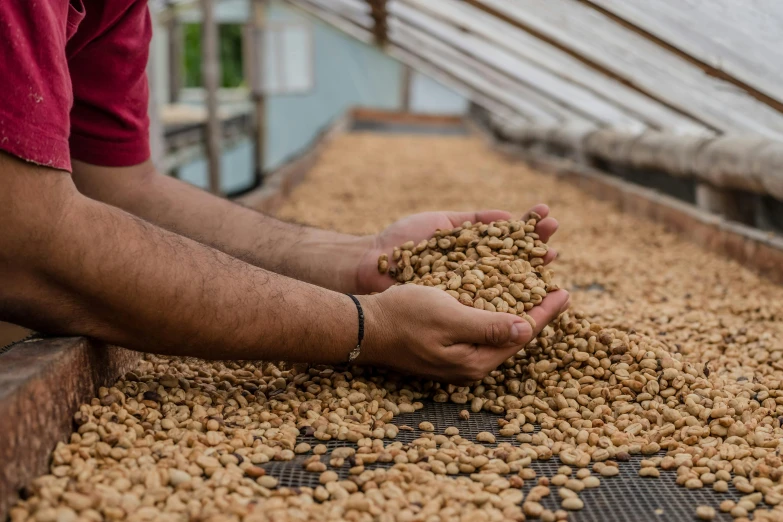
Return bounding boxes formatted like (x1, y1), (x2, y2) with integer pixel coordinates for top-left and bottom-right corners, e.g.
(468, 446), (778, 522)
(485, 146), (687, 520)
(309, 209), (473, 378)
(2, 161), (360, 362)
(71, 160), (371, 293)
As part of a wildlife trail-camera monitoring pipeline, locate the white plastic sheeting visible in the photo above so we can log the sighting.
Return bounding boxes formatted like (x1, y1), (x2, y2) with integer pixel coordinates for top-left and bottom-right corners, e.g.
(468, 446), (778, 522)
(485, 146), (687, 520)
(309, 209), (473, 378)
(286, 0), (783, 140)
(476, 0), (783, 138)
(588, 0), (783, 106)
(391, 2), (643, 130)
(395, 0), (705, 135)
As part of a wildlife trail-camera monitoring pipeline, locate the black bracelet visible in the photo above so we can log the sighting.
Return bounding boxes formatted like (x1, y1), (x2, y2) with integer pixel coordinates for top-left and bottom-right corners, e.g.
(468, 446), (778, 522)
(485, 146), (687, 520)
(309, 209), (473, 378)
(345, 294), (364, 363)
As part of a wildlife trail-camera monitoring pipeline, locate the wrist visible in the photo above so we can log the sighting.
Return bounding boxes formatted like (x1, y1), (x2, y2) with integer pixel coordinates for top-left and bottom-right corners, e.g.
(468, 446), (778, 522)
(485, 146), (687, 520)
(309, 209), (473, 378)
(353, 293), (387, 366)
(355, 233), (386, 294)
(352, 234), (380, 294)
(292, 231), (375, 294)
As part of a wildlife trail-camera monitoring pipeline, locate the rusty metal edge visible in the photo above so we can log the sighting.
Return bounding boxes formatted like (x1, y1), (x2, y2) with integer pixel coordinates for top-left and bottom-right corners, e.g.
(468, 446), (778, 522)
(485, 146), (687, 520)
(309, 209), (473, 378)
(0, 338), (141, 519)
(466, 118), (783, 285)
(349, 107), (466, 127)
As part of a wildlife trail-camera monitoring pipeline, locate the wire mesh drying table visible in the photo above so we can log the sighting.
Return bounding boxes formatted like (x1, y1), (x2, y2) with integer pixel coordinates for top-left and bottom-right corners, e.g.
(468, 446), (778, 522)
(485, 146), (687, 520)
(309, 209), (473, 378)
(262, 402), (740, 521)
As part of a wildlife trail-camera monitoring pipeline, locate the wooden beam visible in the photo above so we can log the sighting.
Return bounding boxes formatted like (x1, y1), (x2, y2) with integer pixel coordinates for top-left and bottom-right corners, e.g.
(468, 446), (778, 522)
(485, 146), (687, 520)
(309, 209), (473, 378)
(400, 64), (412, 112)
(201, 0), (222, 195)
(367, 0), (388, 46)
(147, 42), (166, 171)
(250, 0), (267, 183)
(167, 15), (184, 103)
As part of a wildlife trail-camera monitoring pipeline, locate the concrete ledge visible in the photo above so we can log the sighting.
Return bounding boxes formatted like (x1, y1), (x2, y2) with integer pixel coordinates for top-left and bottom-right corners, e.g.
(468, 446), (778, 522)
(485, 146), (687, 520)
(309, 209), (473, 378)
(0, 339), (141, 519)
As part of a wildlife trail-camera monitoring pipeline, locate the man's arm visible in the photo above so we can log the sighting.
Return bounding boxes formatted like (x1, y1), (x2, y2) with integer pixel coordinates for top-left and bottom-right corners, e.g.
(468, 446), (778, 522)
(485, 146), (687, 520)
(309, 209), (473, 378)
(71, 160), (561, 295)
(71, 160), (369, 294)
(3, 153), (568, 381)
(3, 154), (361, 361)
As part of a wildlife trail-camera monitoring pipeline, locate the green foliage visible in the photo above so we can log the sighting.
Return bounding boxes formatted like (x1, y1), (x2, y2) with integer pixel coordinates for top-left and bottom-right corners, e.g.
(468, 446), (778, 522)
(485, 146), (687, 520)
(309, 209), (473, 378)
(183, 23), (245, 88)
(183, 23), (202, 88)
(220, 24), (245, 88)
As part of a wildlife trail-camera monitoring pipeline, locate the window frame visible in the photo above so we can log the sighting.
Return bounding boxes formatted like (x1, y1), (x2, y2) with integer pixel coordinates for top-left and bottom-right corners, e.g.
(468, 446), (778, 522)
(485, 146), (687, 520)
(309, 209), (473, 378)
(253, 21), (315, 96)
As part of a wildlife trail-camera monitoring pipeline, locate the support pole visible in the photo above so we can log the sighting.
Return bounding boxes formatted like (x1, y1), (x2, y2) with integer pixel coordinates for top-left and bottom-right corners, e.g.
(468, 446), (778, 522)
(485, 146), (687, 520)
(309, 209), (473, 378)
(250, 0), (267, 184)
(147, 8), (165, 171)
(401, 64), (412, 112)
(167, 13), (183, 103)
(201, 0), (222, 195)
(368, 0), (388, 47)
(148, 51), (166, 172)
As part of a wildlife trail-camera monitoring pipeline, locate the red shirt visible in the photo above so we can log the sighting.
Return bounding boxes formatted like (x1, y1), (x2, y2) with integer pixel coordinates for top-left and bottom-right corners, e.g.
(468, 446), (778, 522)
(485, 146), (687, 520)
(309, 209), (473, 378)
(0, 0), (151, 172)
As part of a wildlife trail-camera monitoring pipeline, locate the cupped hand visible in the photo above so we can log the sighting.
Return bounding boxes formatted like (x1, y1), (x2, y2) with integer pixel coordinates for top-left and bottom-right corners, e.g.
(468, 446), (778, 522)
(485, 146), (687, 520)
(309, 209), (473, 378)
(356, 204), (559, 294)
(358, 284), (570, 384)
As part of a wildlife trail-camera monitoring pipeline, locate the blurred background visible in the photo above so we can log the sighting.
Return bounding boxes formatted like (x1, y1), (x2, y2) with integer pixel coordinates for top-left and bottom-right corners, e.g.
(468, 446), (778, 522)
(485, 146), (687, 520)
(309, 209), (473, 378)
(145, 0), (470, 195)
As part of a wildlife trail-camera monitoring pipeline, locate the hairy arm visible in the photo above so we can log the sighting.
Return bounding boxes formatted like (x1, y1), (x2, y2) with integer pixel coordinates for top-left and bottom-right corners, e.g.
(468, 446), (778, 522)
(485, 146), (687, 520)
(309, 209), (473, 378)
(71, 160), (369, 294)
(1, 153), (361, 362)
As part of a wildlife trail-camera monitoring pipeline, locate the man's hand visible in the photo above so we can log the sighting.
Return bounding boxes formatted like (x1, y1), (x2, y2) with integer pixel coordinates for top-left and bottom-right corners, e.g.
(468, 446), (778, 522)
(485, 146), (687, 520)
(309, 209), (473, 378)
(359, 285), (570, 384)
(356, 204), (560, 294)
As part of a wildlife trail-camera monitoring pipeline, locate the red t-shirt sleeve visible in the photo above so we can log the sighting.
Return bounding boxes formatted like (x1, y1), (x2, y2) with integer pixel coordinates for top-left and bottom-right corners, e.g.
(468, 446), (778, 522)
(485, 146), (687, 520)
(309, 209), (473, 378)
(67, 0), (152, 167)
(0, 1), (74, 171)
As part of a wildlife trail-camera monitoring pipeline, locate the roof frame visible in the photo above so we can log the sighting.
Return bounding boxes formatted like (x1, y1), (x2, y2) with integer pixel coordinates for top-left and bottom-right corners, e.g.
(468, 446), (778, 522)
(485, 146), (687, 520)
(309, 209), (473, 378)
(396, 0), (707, 135)
(391, 1), (646, 130)
(468, 0), (783, 138)
(583, 0), (783, 115)
(285, 0), (525, 121)
(297, 0), (596, 125)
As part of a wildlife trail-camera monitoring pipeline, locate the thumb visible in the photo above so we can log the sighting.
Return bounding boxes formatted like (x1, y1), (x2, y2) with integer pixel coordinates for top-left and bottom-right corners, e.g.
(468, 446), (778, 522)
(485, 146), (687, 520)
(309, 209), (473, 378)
(449, 306), (533, 348)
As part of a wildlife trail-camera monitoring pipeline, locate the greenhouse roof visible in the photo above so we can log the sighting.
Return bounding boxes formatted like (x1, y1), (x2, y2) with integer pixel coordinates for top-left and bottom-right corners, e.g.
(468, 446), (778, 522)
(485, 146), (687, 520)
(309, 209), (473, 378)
(285, 0), (783, 139)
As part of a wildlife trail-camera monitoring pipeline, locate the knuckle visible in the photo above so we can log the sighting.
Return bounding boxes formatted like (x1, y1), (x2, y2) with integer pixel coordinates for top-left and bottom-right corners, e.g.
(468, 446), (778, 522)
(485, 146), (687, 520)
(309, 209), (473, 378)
(485, 323), (505, 345)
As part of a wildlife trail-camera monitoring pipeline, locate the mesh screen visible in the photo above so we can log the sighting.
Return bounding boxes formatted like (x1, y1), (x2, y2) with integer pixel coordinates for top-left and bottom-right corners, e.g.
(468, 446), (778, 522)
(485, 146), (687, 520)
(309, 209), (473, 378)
(262, 402), (738, 521)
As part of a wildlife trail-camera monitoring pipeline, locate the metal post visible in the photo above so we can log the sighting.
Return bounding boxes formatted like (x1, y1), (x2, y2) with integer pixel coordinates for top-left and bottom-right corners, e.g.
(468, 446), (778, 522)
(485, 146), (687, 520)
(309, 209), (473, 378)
(201, 0), (222, 195)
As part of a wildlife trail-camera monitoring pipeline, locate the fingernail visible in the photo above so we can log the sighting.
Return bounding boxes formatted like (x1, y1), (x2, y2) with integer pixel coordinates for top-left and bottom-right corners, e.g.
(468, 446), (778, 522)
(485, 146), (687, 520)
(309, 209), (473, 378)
(511, 322), (529, 344)
(559, 297), (571, 314)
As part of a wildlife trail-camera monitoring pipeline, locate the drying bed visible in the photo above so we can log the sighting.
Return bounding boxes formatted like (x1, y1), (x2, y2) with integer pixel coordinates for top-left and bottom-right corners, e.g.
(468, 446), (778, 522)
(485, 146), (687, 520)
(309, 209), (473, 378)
(263, 402), (739, 522)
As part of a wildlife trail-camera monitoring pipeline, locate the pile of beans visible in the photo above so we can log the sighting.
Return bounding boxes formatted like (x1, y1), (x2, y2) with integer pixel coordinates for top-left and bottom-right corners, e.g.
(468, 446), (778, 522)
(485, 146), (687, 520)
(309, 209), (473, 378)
(378, 215), (557, 326)
(10, 133), (783, 522)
